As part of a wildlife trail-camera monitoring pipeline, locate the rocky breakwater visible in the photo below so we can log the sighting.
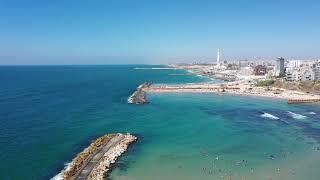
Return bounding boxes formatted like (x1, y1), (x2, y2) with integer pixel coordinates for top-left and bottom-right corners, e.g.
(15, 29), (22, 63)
(128, 82), (152, 104)
(53, 133), (137, 180)
(87, 133), (137, 180)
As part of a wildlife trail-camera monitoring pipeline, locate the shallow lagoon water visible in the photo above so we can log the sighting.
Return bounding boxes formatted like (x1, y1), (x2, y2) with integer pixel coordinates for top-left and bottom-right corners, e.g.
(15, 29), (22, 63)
(0, 65), (319, 180)
(110, 93), (320, 180)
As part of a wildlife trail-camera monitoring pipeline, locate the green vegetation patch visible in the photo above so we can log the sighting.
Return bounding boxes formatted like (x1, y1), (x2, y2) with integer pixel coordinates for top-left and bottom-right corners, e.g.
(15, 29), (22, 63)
(256, 79), (275, 87)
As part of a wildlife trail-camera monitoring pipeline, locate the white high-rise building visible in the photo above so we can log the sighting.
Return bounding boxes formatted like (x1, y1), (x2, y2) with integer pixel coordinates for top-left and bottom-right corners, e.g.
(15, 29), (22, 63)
(214, 48), (226, 70)
(313, 60), (320, 80)
(216, 48), (220, 66)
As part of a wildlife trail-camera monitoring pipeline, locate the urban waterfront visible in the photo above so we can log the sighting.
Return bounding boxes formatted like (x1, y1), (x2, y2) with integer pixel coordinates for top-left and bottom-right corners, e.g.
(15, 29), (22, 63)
(1, 65), (320, 180)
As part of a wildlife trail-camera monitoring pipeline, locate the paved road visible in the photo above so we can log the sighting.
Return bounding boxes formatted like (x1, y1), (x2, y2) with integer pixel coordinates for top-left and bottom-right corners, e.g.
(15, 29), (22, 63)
(73, 135), (125, 180)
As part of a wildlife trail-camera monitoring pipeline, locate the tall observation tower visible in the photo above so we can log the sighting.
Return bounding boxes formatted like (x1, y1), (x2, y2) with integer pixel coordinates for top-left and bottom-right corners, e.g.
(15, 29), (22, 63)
(216, 48), (221, 66)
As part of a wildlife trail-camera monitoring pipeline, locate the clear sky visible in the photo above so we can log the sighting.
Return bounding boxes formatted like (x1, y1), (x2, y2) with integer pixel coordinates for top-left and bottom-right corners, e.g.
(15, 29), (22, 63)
(0, 0), (319, 64)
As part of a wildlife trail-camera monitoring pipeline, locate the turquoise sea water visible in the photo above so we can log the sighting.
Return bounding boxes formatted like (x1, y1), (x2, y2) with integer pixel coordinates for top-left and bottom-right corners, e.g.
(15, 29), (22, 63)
(0, 65), (320, 180)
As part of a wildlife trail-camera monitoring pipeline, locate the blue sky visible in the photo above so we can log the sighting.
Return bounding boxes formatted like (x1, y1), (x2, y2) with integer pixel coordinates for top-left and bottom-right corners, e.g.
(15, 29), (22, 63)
(0, 0), (319, 64)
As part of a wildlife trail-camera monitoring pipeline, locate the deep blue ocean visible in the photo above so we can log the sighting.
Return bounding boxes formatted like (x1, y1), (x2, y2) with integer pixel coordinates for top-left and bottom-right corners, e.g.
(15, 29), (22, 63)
(1, 65), (320, 180)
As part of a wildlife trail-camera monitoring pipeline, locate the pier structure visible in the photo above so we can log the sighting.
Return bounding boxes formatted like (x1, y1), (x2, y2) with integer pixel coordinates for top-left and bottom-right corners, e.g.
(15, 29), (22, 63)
(142, 83), (241, 93)
(133, 67), (179, 70)
(128, 82), (152, 104)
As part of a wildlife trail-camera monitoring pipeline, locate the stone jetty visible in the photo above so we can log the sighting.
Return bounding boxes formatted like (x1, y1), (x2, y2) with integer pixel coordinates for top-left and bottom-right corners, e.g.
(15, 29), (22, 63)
(288, 98), (320, 104)
(128, 82), (152, 104)
(57, 133), (137, 180)
(133, 67), (179, 70)
(141, 82), (320, 104)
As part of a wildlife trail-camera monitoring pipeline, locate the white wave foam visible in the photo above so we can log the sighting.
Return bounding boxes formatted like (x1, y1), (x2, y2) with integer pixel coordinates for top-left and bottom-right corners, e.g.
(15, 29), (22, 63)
(127, 96), (134, 104)
(261, 112), (280, 120)
(51, 162), (72, 180)
(287, 111), (307, 120)
(308, 112), (316, 115)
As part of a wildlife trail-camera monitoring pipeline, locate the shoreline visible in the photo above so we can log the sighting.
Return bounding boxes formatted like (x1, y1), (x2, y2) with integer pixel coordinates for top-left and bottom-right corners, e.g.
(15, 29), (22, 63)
(130, 66), (320, 104)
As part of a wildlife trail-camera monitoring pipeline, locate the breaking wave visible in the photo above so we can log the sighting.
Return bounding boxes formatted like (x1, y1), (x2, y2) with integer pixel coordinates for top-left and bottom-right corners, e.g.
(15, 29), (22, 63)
(51, 162), (72, 180)
(287, 111), (307, 120)
(261, 112), (280, 120)
(308, 112), (316, 115)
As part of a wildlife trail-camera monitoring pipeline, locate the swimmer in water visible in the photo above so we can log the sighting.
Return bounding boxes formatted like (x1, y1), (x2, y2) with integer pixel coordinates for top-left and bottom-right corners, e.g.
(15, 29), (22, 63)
(202, 167), (206, 172)
(289, 168), (296, 175)
(250, 168), (254, 174)
(269, 154), (275, 160)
